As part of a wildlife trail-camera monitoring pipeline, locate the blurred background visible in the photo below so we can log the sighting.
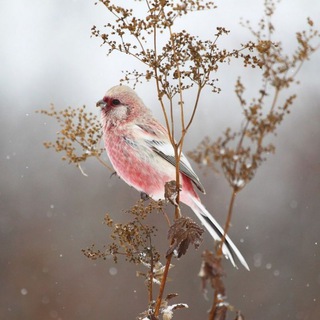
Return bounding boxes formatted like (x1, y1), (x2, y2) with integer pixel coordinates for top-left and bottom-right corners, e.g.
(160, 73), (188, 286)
(1, 0), (320, 319)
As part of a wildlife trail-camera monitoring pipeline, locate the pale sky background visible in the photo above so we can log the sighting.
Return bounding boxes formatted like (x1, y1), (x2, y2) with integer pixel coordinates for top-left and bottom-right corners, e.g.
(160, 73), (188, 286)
(1, 1), (320, 319)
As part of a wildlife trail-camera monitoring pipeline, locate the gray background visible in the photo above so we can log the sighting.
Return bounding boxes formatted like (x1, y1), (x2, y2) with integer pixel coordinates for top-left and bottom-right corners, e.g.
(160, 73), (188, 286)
(1, 0), (320, 319)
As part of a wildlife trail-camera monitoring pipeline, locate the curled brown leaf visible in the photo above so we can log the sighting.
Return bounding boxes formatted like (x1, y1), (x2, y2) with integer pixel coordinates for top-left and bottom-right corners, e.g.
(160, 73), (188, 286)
(166, 217), (204, 258)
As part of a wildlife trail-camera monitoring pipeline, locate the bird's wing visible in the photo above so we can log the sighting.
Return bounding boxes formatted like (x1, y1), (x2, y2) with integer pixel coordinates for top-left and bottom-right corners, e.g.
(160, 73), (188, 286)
(135, 123), (205, 193)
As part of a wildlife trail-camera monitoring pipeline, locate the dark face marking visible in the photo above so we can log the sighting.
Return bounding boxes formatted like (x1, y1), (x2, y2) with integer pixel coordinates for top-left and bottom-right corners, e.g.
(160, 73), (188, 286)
(112, 99), (121, 106)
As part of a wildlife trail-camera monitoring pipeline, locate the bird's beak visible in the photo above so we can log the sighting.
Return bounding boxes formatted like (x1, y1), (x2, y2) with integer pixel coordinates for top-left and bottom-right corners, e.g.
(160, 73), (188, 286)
(96, 99), (107, 108)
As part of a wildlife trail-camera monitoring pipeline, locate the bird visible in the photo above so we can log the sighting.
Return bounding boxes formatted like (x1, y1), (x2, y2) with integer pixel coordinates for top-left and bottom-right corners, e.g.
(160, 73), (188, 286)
(96, 85), (249, 270)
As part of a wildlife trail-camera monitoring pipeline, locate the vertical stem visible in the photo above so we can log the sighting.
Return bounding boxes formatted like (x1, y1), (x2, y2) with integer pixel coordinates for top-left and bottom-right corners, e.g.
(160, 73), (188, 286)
(208, 290), (219, 320)
(148, 239), (154, 303)
(152, 9), (174, 145)
(218, 188), (238, 257)
(154, 253), (173, 316)
(208, 188), (237, 320)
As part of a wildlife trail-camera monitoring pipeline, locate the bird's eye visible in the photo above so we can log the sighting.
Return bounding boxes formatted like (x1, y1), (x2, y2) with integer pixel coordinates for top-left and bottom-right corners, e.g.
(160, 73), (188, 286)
(112, 99), (121, 105)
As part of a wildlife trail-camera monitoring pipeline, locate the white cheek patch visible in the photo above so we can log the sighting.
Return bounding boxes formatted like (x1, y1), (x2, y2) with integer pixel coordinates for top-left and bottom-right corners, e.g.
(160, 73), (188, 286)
(112, 105), (129, 121)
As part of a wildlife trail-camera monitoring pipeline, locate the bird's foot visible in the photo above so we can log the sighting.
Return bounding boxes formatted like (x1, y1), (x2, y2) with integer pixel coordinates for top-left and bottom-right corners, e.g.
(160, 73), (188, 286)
(140, 192), (150, 201)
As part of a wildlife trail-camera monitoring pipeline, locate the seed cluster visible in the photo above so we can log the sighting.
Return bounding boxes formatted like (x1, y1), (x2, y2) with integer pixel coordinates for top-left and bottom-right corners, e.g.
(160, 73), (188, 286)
(37, 105), (109, 172)
(82, 199), (164, 264)
(188, 14), (319, 191)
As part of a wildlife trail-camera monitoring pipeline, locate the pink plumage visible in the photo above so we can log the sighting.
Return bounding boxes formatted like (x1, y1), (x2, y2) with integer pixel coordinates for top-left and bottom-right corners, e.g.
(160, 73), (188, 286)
(97, 85), (249, 270)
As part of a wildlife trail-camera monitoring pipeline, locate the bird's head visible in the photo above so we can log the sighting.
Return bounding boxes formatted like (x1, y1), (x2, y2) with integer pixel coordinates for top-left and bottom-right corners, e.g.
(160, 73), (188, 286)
(97, 85), (148, 125)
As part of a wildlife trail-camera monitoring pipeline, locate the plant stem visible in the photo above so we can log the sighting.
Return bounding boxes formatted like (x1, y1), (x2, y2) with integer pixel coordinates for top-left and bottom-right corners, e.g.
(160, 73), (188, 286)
(209, 188), (237, 320)
(220, 188), (238, 256)
(208, 289), (219, 320)
(154, 253), (173, 316)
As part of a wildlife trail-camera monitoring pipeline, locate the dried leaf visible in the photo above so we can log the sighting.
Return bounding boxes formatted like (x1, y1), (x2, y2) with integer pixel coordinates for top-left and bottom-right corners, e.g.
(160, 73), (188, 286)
(164, 180), (181, 206)
(166, 217), (204, 258)
(162, 303), (188, 320)
(165, 293), (179, 301)
(199, 250), (225, 295)
(214, 305), (227, 320)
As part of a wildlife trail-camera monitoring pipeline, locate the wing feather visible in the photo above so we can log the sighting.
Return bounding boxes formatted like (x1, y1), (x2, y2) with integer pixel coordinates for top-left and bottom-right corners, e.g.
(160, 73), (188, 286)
(136, 123), (205, 193)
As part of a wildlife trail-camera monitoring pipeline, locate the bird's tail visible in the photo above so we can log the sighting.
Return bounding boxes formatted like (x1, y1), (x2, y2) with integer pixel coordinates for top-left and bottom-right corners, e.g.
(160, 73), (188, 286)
(188, 196), (250, 270)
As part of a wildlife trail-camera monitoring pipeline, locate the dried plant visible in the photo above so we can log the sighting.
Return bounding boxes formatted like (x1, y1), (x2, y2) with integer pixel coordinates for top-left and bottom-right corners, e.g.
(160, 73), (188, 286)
(138, 293), (188, 320)
(83, 199), (163, 264)
(39, 0), (319, 319)
(189, 14), (319, 193)
(187, 13), (319, 312)
(37, 105), (109, 175)
(166, 217), (204, 258)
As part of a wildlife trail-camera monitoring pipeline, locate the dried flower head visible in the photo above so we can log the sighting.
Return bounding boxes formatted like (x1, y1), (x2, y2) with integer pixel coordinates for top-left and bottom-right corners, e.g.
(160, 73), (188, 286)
(37, 104), (109, 174)
(82, 199), (164, 264)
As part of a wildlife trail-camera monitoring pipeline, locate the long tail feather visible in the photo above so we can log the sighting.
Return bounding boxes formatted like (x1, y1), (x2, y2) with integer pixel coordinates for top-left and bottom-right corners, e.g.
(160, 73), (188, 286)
(189, 197), (250, 270)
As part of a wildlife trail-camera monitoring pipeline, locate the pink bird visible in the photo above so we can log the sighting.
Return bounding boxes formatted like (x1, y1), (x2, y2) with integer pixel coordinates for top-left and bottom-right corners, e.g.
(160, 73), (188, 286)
(97, 85), (249, 270)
